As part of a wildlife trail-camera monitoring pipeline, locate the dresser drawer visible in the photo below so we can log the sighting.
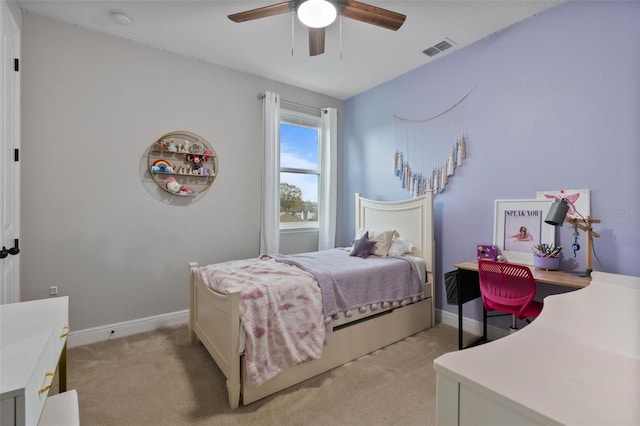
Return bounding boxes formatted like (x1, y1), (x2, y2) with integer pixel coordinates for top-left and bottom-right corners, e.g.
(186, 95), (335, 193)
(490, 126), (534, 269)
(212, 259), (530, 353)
(1, 297), (69, 426)
(28, 327), (69, 425)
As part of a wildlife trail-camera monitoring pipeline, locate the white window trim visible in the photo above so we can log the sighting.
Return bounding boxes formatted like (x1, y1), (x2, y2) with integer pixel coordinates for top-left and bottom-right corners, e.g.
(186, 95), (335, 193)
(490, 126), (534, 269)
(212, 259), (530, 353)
(279, 108), (322, 231)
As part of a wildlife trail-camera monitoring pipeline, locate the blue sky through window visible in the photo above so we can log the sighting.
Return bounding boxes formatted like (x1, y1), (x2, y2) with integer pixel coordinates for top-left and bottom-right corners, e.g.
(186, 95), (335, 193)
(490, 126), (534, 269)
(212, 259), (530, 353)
(280, 123), (319, 203)
(280, 123), (318, 169)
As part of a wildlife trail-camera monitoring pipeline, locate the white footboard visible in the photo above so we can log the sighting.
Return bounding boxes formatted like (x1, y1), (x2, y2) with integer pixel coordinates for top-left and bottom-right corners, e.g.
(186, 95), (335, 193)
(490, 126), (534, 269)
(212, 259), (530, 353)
(189, 262), (242, 409)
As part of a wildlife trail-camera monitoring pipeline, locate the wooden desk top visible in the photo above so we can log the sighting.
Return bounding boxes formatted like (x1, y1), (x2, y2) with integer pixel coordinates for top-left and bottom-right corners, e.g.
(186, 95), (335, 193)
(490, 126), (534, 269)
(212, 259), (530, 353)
(455, 260), (591, 289)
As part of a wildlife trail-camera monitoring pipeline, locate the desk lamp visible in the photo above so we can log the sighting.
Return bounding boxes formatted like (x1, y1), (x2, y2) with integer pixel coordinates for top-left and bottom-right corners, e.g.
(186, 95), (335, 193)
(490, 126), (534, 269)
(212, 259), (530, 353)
(544, 199), (600, 277)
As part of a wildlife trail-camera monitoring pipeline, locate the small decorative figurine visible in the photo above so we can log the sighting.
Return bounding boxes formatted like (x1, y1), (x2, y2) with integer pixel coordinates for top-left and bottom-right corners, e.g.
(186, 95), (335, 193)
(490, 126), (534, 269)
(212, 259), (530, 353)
(167, 138), (177, 152)
(190, 143), (203, 154)
(178, 140), (189, 153)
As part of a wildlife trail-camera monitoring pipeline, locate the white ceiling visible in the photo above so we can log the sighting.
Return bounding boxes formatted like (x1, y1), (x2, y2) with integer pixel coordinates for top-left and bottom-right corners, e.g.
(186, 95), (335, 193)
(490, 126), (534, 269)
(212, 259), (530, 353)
(17, 0), (565, 100)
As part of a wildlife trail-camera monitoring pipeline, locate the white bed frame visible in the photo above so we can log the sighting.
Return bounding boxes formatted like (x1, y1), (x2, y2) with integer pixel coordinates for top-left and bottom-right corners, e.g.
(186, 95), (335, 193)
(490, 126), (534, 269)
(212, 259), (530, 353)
(189, 192), (435, 409)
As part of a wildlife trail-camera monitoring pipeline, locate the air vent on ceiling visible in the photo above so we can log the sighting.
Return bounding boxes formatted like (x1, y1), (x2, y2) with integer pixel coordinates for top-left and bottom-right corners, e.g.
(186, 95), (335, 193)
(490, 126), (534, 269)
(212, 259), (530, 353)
(434, 40), (453, 51)
(423, 38), (456, 57)
(423, 47), (440, 57)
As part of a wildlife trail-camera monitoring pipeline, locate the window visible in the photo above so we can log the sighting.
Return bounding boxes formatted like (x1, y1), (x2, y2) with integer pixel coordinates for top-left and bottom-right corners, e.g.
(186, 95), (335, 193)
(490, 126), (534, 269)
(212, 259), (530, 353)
(279, 109), (322, 229)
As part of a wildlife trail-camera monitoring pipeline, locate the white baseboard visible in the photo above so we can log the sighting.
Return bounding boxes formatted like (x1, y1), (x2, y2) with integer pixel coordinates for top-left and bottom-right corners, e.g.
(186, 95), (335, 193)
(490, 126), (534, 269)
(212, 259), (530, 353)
(436, 308), (509, 342)
(67, 310), (189, 348)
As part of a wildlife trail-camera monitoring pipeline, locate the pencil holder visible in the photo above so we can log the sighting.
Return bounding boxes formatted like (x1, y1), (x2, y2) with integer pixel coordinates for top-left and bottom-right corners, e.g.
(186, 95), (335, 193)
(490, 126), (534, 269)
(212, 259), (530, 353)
(533, 256), (560, 271)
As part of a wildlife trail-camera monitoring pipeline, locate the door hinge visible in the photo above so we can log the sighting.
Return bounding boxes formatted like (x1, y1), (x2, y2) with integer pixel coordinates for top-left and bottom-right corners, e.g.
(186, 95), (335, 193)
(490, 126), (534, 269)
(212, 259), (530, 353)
(14, 149), (19, 162)
(14, 58), (19, 72)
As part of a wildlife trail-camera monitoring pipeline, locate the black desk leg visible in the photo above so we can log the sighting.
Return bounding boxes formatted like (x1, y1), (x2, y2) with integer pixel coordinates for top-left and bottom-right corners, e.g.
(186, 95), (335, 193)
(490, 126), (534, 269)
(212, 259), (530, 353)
(483, 306), (488, 343)
(458, 292), (463, 350)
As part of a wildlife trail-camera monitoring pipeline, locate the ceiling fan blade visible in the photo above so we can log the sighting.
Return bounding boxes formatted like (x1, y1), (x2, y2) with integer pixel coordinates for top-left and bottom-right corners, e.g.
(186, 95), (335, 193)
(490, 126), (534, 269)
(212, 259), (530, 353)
(228, 1), (293, 23)
(308, 27), (326, 56)
(340, 0), (406, 31)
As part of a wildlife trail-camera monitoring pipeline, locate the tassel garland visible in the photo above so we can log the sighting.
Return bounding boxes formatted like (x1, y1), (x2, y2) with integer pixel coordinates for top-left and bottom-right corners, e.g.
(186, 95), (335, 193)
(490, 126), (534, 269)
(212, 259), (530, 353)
(393, 134), (468, 197)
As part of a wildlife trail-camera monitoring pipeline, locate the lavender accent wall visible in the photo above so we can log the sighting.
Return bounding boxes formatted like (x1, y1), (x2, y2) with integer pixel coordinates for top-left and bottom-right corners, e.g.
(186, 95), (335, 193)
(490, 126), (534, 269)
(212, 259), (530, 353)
(342, 1), (640, 320)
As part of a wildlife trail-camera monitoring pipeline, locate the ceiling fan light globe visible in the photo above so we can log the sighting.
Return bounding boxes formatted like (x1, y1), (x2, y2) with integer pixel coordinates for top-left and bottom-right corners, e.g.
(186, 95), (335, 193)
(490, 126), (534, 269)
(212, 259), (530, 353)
(297, 0), (337, 28)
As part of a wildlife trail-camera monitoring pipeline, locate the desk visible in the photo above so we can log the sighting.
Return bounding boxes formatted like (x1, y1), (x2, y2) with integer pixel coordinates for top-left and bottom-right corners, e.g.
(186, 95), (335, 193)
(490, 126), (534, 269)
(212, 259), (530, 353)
(454, 261), (590, 349)
(435, 271), (640, 426)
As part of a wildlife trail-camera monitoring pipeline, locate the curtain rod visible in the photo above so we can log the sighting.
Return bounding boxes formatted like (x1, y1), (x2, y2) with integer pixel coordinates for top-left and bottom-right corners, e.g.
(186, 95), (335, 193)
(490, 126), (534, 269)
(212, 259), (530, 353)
(257, 93), (327, 114)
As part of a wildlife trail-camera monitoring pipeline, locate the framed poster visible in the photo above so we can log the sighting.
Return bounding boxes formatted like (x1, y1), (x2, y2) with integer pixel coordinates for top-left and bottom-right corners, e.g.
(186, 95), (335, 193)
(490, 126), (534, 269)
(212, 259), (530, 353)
(536, 189), (590, 219)
(493, 199), (555, 265)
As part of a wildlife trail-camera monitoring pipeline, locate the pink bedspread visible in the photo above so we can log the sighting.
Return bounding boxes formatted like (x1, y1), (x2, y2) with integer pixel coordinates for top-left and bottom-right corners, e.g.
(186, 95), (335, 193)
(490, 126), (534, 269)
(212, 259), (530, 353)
(198, 257), (325, 386)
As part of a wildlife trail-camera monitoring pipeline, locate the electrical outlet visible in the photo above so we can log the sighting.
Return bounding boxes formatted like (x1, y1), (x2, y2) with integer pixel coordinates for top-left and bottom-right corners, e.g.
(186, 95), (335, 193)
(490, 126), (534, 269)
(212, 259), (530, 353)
(49, 286), (58, 296)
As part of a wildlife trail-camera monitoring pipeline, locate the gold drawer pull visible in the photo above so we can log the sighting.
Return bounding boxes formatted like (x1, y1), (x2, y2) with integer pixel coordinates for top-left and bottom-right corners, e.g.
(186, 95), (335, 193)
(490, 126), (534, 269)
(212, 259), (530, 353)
(60, 325), (70, 338)
(38, 371), (55, 394)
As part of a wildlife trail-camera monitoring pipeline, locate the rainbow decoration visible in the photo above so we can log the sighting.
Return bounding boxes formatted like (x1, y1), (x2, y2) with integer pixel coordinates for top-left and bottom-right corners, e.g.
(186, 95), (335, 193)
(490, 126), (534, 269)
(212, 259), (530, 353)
(151, 159), (172, 173)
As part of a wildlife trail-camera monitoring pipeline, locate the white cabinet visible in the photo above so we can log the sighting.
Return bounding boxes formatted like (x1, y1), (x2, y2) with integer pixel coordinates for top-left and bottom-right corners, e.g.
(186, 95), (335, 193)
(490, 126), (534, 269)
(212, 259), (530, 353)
(1, 297), (69, 426)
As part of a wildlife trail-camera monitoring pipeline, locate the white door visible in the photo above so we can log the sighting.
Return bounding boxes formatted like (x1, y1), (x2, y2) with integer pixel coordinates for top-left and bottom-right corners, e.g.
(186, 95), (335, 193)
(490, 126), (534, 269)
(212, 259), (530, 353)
(1, 2), (21, 304)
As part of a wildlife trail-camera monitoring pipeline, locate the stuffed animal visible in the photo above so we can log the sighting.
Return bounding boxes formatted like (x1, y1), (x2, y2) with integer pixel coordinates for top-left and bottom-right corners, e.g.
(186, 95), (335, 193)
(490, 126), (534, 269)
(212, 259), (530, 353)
(181, 186), (196, 195)
(163, 176), (181, 193)
(163, 177), (196, 195)
(185, 153), (208, 171)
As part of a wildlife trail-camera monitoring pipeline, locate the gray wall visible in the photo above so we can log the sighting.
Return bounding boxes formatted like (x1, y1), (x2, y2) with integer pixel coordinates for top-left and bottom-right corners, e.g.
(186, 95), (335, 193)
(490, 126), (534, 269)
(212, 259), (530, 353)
(20, 13), (342, 331)
(6, 0), (21, 27)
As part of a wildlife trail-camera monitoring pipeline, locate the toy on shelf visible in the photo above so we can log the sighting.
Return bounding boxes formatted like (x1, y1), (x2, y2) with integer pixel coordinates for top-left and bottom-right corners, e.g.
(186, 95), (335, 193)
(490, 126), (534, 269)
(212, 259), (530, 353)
(189, 143), (203, 154)
(166, 139), (177, 152)
(150, 159), (173, 173)
(186, 153), (209, 172)
(163, 177), (196, 196)
(178, 140), (190, 153)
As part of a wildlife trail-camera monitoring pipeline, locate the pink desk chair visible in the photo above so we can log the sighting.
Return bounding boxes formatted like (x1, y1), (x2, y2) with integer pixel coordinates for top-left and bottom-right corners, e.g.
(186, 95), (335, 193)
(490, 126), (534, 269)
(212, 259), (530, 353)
(477, 260), (543, 336)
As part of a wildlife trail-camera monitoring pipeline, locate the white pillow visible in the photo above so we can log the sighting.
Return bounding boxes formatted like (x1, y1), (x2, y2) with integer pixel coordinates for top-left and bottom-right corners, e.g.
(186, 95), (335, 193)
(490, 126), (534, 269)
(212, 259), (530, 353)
(387, 237), (414, 257)
(355, 229), (398, 257)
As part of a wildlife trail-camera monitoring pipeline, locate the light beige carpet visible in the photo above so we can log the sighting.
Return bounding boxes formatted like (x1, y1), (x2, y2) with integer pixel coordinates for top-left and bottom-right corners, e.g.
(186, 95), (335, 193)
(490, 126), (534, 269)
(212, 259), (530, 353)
(61, 323), (460, 426)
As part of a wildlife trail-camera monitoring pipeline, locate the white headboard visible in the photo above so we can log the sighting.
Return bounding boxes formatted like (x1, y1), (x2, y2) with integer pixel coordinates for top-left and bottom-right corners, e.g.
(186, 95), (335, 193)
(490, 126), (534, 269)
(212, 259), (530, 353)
(354, 192), (435, 285)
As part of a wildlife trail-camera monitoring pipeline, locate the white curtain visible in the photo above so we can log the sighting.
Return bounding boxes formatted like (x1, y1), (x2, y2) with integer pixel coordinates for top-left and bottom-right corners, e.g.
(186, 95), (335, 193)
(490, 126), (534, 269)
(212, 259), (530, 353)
(260, 91), (280, 254)
(318, 107), (337, 250)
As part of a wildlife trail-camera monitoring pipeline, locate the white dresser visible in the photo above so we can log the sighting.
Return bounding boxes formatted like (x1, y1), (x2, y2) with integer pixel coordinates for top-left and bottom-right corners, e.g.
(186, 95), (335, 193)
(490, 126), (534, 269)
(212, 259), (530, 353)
(434, 271), (640, 426)
(1, 297), (69, 426)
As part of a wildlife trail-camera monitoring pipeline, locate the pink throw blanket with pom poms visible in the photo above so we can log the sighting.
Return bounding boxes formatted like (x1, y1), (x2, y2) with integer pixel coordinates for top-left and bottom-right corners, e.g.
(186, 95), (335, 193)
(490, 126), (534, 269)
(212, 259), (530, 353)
(198, 256), (325, 386)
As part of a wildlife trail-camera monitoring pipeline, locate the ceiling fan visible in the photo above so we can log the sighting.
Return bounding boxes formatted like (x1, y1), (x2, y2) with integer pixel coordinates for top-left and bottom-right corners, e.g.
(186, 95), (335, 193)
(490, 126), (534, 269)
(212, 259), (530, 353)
(228, 0), (406, 56)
